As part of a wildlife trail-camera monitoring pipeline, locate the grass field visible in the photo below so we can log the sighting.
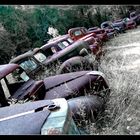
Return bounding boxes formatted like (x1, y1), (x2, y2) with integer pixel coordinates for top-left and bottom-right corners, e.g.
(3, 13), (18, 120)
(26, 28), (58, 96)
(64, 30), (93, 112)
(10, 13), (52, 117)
(88, 26), (140, 135)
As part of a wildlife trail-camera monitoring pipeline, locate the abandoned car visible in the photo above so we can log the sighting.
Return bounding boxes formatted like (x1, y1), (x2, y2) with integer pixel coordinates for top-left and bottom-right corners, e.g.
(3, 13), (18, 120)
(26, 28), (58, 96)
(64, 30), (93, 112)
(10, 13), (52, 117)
(130, 11), (140, 25)
(100, 21), (118, 38)
(0, 64), (110, 132)
(0, 95), (105, 135)
(112, 19), (126, 33)
(0, 98), (81, 135)
(123, 18), (137, 29)
(88, 26), (109, 42)
(0, 64), (109, 102)
(68, 27), (103, 46)
(10, 39), (99, 78)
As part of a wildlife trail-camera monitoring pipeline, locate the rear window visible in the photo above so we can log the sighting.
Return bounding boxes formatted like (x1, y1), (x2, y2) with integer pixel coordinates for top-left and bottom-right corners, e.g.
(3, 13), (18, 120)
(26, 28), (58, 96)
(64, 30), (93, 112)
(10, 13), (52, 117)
(103, 23), (109, 28)
(67, 38), (74, 43)
(74, 30), (82, 36)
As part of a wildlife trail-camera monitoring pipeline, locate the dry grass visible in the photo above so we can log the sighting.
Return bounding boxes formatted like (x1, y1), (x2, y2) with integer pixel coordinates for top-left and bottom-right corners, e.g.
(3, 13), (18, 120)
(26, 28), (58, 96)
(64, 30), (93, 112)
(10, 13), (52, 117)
(86, 26), (140, 135)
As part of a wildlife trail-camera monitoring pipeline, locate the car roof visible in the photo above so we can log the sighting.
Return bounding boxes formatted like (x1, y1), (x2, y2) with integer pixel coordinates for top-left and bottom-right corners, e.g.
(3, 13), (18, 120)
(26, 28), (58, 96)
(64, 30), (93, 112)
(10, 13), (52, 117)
(0, 64), (19, 79)
(10, 51), (34, 64)
(41, 34), (70, 50)
(68, 27), (87, 32)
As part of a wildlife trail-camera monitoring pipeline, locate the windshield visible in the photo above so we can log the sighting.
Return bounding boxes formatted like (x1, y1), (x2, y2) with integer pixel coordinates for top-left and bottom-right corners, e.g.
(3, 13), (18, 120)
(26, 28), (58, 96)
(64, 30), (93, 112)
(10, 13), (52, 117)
(6, 68), (30, 84)
(62, 41), (69, 47)
(0, 68), (30, 99)
(20, 59), (38, 72)
(34, 52), (47, 62)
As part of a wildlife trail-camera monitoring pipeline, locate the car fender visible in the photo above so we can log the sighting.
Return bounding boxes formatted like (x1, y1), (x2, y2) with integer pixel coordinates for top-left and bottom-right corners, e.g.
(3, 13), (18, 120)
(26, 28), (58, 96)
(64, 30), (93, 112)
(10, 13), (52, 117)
(86, 71), (110, 88)
(57, 56), (90, 74)
(68, 95), (104, 125)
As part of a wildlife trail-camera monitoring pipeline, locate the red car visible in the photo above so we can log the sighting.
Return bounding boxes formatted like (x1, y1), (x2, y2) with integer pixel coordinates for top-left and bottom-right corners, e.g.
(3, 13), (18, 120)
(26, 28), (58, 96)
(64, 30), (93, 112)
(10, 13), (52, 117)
(68, 27), (103, 46)
(88, 26), (109, 42)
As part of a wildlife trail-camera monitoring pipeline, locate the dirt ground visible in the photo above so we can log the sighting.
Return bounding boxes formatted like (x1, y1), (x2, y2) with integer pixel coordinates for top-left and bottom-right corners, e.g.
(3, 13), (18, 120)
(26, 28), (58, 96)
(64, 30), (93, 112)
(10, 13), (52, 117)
(89, 26), (140, 135)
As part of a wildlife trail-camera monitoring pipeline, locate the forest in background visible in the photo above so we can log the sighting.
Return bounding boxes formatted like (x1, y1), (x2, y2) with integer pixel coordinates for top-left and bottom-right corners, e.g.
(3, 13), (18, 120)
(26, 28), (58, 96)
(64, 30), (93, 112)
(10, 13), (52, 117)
(0, 5), (139, 64)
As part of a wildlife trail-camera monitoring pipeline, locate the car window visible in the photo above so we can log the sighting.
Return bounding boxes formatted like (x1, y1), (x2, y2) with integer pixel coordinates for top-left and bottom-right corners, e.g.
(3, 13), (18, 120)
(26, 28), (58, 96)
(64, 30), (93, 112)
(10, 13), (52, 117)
(62, 41), (69, 47)
(34, 52), (47, 62)
(20, 72), (30, 82)
(102, 23), (109, 28)
(74, 30), (82, 36)
(20, 59), (38, 72)
(58, 42), (67, 50)
(67, 38), (74, 43)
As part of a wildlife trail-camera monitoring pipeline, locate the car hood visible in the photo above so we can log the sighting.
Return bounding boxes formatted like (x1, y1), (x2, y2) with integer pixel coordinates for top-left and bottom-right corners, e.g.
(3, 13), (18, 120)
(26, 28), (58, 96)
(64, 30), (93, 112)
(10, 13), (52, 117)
(0, 100), (53, 135)
(44, 71), (89, 90)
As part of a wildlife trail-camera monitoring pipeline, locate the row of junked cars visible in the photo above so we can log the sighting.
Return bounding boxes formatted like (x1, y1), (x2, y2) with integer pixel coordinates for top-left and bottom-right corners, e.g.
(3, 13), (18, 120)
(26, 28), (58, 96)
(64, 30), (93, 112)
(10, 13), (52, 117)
(0, 11), (139, 135)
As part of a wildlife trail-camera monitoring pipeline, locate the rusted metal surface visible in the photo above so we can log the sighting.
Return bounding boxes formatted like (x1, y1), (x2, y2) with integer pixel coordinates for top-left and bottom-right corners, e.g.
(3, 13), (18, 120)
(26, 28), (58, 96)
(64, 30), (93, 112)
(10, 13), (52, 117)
(130, 11), (140, 25)
(10, 51), (34, 64)
(57, 56), (92, 74)
(40, 40), (90, 65)
(41, 34), (70, 50)
(44, 71), (109, 100)
(0, 64), (19, 79)
(88, 27), (108, 42)
(68, 95), (104, 124)
(68, 27), (96, 41)
(0, 99), (53, 135)
(123, 18), (137, 29)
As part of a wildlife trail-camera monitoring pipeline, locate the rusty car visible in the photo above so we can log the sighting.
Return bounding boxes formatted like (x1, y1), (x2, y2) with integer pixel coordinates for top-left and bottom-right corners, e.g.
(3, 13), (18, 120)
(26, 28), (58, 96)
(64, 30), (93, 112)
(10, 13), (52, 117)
(123, 17), (137, 29)
(112, 19), (126, 33)
(0, 98), (81, 135)
(88, 26), (109, 42)
(100, 21), (118, 38)
(0, 64), (110, 127)
(130, 11), (140, 25)
(68, 27), (103, 46)
(10, 38), (99, 78)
